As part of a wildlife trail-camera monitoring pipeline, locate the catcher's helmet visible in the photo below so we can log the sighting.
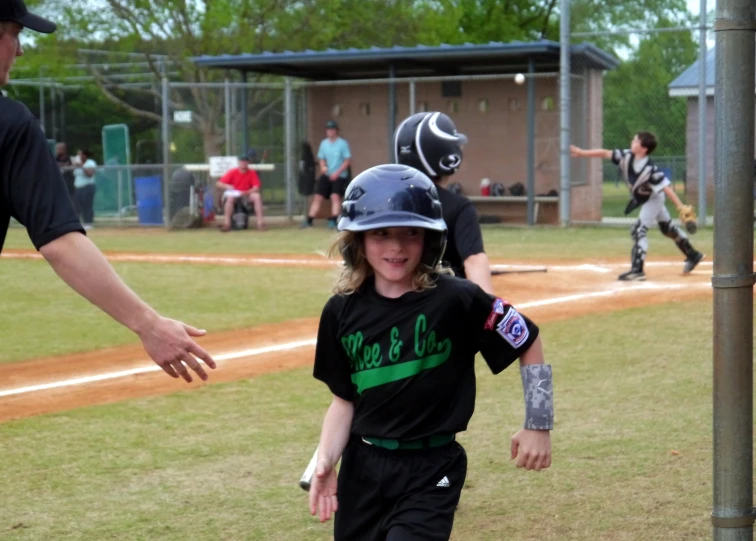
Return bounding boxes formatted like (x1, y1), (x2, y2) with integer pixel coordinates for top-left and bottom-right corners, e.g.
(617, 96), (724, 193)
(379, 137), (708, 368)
(393, 112), (467, 179)
(338, 164), (447, 268)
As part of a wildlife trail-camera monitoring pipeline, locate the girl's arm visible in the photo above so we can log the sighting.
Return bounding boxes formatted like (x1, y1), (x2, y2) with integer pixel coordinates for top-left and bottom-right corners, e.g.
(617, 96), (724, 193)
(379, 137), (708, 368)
(317, 395), (354, 469)
(309, 395), (354, 523)
(511, 335), (552, 471)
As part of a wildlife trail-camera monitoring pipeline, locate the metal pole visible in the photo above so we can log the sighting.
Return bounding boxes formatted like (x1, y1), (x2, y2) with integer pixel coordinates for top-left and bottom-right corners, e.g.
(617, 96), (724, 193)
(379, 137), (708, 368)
(711, 0), (755, 538)
(698, 0), (708, 227)
(409, 79), (416, 116)
(60, 87), (66, 143)
(388, 64), (397, 162)
(224, 78), (232, 155)
(558, 0), (571, 226)
(50, 81), (57, 142)
(527, 57), (536, 226)
(230, 87), (239, 155)
(284, 77), (295, 221)
(161, 77), (170, 227)
(117, 168), (123, 223)
(241, 71), (249, 156)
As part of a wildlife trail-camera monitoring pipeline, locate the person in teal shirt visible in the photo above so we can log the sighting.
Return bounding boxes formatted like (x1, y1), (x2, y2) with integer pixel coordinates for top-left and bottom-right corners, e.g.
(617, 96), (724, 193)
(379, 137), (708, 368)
(301, 120), (352, 229)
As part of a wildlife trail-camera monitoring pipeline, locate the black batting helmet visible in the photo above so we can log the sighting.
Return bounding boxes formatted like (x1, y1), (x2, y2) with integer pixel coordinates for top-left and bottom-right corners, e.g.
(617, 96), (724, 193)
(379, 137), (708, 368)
(393, 112), (467, 179)
(338, 164), (447, 268)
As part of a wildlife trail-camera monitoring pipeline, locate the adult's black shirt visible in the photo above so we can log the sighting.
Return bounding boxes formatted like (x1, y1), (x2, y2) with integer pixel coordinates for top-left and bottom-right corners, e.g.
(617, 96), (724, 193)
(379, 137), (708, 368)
(437, 185), (485, 277)
(0, 96), (84, 253)
(313, 274), (539, 441)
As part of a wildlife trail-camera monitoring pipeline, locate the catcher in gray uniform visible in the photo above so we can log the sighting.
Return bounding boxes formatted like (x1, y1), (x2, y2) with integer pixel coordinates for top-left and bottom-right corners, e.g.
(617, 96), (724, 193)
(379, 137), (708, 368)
(571, 131), (704, 281)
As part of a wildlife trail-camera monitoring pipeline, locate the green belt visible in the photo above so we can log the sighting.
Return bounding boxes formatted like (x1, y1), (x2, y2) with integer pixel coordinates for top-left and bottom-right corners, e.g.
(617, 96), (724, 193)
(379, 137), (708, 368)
(361, 434), (455, 450)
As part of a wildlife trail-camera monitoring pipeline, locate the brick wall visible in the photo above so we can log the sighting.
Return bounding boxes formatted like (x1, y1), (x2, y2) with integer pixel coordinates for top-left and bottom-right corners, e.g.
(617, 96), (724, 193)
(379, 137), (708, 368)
(306, 72), (606, 222)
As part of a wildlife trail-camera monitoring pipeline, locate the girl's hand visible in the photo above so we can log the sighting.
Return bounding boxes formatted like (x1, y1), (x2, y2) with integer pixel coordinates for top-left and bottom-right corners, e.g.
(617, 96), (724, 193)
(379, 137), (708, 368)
(511, 428), (552, 471)
(309, 461), (339, 523)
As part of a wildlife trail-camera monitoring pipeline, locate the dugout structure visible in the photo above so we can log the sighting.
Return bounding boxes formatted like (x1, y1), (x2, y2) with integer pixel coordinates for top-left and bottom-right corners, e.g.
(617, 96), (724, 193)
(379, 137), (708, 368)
(192, 41), (618, 224)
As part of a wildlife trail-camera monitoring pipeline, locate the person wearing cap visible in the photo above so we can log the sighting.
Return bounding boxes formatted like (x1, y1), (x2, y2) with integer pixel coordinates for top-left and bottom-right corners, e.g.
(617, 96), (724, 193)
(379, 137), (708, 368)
(301, 120), (351, 229)
(0, 0), (217, 383)
(215, 153), (265, 231)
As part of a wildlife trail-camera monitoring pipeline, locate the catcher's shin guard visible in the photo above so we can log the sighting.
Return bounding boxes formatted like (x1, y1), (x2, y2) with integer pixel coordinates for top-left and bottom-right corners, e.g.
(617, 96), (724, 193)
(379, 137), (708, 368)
(659, 221), (697, 258)
(629, 221), (648, 272)
(675, 238), (698, 259)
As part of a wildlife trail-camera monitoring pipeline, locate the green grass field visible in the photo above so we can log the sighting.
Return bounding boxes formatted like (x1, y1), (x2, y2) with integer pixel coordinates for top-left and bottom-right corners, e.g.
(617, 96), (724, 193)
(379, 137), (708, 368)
(1, 300), (728, 540)
(0, 224), (739, 540)
(3, 223), (715, 260)
(0, 259), (335, 364)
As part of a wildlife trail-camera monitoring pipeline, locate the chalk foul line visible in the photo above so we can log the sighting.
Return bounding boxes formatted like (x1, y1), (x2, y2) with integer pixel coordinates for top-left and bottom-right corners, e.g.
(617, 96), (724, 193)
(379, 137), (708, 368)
(0, 282), (711, 399)
(0, 339), (317, 398)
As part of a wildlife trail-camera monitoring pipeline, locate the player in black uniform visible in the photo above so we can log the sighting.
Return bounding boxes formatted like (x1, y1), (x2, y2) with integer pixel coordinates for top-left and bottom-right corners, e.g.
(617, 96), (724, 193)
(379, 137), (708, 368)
(571, 132), (704, 281)
(394, 112), (494, 293)
(0, 0), (215, 383)
(307, 164), (553, 540)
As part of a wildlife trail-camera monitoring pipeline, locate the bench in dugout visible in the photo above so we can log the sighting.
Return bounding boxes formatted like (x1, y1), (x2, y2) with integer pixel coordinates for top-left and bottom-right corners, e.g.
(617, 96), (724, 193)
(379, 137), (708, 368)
(466, 195), (560, 224)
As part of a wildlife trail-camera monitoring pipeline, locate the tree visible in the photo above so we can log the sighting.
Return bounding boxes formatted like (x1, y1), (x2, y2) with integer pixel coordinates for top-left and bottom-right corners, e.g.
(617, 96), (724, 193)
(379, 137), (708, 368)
(33, 0), (451, 159)
(26, 0), (699, 163)
(601, 20), (698, 158)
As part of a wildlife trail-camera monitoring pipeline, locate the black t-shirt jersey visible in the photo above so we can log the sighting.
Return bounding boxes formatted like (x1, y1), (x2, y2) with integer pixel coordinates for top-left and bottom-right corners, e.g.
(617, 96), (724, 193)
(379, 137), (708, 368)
(611, 149), (670, 205)
(437, 186), (485, 277)
(0, 97), (84, 253)
(313, 274), (539, 441)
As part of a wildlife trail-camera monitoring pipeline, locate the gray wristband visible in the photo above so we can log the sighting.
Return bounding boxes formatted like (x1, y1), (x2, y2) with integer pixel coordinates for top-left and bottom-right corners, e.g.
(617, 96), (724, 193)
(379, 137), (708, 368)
(520, 364), (554, 430)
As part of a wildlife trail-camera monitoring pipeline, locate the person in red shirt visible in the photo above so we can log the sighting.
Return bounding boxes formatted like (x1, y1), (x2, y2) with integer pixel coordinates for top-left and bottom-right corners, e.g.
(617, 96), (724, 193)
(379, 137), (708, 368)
(216, 154), (265, 231)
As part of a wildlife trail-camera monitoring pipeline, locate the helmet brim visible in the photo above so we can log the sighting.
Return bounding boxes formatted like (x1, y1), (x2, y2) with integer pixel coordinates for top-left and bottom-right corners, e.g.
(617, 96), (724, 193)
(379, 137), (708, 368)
(339, 211), (447, 233)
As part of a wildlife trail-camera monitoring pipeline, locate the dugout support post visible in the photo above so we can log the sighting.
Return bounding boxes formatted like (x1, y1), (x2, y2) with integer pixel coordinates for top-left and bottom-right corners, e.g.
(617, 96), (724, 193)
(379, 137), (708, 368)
(711, 0), (756, 538)
(526, 57), (536, 226)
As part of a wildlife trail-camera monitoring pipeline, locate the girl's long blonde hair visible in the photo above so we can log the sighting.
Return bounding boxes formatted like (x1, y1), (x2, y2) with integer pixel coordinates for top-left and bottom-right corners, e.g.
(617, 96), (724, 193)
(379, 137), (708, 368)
(327, 230), (451, 295)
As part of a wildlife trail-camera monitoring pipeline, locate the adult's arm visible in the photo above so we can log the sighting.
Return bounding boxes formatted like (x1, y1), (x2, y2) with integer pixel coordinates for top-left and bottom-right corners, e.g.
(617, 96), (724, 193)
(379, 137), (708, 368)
(39, 232), (216, 382)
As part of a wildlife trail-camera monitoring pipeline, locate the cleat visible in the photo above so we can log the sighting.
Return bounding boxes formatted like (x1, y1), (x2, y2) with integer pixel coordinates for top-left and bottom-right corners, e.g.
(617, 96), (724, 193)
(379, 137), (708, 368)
(683, 252), (704, 274)
(618, 269), (646, 281)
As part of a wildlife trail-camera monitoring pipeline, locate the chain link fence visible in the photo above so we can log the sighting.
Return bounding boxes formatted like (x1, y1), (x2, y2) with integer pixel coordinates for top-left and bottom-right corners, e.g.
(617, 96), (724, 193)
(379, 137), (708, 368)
(10, 26), (709, 229)
(162, 81), (308, 225)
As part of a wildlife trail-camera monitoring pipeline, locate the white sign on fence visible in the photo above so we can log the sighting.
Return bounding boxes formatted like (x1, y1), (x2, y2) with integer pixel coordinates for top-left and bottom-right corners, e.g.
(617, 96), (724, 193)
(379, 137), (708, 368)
(173, 110), (193, 123)
(208, 156), (239, 177)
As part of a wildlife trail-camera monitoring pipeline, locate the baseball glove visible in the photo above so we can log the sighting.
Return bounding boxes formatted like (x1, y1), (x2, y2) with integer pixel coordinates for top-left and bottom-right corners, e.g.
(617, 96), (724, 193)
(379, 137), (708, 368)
(678, 204), (697, 234)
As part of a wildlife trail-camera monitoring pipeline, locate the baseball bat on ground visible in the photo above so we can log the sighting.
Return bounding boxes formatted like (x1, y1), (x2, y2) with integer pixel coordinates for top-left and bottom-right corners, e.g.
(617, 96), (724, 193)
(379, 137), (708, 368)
(490, 267), (548, 276)
(300, 446), (319, 491)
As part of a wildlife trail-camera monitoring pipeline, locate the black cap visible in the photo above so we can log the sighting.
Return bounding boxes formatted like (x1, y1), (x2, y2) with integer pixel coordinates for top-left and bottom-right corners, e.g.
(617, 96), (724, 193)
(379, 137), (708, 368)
(237, 154), (250, 161)
(326, 120), (339, 130)
(0, 0), (56, 33)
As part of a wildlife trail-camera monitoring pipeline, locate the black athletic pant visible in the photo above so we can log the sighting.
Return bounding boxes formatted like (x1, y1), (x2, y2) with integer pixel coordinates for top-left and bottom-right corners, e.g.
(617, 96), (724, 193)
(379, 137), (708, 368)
(74, 184), (96, 224)
(334, 437), (467, 541)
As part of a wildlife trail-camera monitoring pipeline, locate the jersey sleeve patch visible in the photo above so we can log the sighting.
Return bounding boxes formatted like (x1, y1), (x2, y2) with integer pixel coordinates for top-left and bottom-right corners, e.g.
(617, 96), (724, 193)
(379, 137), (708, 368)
(496, 308), (530, 348)
(484, 297), (509, 330)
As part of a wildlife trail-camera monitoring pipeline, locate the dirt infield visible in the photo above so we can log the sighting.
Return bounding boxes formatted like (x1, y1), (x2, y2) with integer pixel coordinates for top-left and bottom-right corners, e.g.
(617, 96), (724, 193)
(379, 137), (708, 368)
(0, 253), (716, 423)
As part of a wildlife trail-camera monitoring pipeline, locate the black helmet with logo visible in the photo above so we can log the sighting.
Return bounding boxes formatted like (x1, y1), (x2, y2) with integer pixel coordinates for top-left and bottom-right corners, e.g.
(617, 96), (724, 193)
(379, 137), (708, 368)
(393, 112), (467, 179)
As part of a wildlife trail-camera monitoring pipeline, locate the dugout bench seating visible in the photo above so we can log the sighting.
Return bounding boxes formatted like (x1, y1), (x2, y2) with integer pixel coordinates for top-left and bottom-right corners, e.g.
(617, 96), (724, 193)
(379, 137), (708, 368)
(467, 195), (560, 225)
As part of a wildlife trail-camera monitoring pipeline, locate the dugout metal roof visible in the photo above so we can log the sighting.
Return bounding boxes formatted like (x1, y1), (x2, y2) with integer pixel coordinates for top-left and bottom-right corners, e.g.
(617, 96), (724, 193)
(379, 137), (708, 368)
(668, 47), (716, 98)
(191, 40), (619, 79)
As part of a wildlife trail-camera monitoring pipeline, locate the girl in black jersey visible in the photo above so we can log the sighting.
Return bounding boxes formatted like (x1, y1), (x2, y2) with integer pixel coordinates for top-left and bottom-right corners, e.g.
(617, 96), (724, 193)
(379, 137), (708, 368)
(307, 164), (554, 541)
